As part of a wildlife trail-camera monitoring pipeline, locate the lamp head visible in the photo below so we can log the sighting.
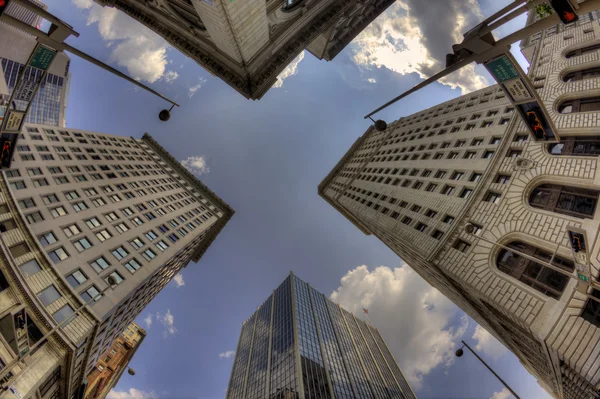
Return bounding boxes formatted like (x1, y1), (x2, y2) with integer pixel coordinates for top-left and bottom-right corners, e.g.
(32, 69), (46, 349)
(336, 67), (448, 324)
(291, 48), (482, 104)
(107, 275), (117, 286)
(455, 348), (464, 357)
(159, 109), (171, 122)
(128, 368), (136, 376)
(374, 119), (387, 131)
(464, 223), (475, 235)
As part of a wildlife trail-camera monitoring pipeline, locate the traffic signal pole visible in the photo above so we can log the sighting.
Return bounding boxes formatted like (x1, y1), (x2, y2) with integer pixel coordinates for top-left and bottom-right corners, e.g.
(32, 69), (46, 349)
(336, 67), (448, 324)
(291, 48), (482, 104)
(364, 0), (600, 120)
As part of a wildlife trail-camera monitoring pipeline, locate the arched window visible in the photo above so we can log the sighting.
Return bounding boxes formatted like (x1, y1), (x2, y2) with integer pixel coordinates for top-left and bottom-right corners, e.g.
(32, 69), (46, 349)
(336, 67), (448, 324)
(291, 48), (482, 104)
(281, 0), (304, 11)
(565, 43), (600, 58)
(563, 66), (600, 82)
(497, 242), (574, 299)
(558, 97), (600, 113)
(529, 184), (599, 218)
(548, 136), (600, 156)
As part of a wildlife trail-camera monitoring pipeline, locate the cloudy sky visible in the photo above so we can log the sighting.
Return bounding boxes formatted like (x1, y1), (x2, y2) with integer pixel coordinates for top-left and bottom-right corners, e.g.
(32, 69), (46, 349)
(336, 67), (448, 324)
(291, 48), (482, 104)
(44, 0), (551, 398)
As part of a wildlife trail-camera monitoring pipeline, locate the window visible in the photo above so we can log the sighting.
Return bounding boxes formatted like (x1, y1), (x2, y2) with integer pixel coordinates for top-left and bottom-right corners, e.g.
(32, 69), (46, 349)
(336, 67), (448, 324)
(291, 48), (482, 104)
(495, 174), (511, 184)
(582, 290), (600, 327)
(484, 192), (502, 204)
(425, 209), (437, 218)
(67, 270), (87, 288)
(90, 256), (110, 273)
(481, 120), (493, 128)
(559, 97), (600, 113)
(401, 216), (412, 225)
(112, 246), (129, 260)
(145, 231), (158, 241)
(5, 169), (20, 178)
(470, 223), (483, 236)
(64, 191), (79, 201)
(435, 170), (447, 179)
(470, 173), (482, 182)
(72, 201), (88, 212)
(432, 230), (444, 239)
(415, 223), (427, 232)
(441, 185), (455, 195)
(95, 229), (112, 242)
(412, 181), (423, 190)
(411, 205), (421, 213)
(563, 66), (600, 82)
(514, 135), (528, 143)
(105, 212), (119, 222)
(459, 189), (473, 199)
(131, 217), (143, 226)
(497, 241), (574, 299)
(81, 286), (102, 303)
(10, 180), (26, 190)
(114, 222), (129, 233)
(124, 258), (142, 273)
(565, 43), (600, 58)
(92, 197), (107, 207)
(20, 259), (42, 276)
(53, 304), (75, 324)
(50, 206), (67, 218)
(464, 151), (476, 159)
(83, 188), (98, 196)
(106, 271), (124, 285)
(43, 194), (59, 204)
(54, 176), (69, 185)
(529, 184), (599, 219)
(453, 240), (471, 253)
(425, 183), (438, 192)
(18, 198), (35, 209)
(548, 136), (600, 156)
(143, 248), (157, 261)
(451, 172), (464, 180)
(130, 237), (144, 249)
(49, 247), (69, 263)
(38, 232), (57, 247)
(483, 151), (495, 159)
(500, 118), (510, 125)
(38, 285), (61, 306)
(447, 152), (458, 159)
(25, 211), (44, 225)
(63, 224), (82, 237)
(443, 215), (455, 224)
(85, 217), (101, 229)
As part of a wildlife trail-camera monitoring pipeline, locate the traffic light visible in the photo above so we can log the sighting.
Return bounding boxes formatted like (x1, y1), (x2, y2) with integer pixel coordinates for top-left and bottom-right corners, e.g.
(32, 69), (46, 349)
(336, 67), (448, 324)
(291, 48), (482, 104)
(0, 140), (11, 167)
(526, 110), (548, 140)
(0, 0), (9, 16)
(550, 0), (579, 24)
(572, 235), (583, 252)
(569, 231), (586, 253)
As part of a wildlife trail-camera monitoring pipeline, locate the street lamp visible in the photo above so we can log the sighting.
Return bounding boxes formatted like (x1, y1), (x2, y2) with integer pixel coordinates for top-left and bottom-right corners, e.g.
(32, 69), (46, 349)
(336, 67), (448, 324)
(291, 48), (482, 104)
(366, 116), (388, 132)
(455, 340), (521, 399)
(127, 368), (136, 376)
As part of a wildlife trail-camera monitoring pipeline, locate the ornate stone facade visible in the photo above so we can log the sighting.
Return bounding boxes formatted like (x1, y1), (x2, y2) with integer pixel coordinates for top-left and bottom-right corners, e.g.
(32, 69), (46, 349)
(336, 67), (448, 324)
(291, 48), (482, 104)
(320, 11), (600, 399)
(95, 0), (394, 99)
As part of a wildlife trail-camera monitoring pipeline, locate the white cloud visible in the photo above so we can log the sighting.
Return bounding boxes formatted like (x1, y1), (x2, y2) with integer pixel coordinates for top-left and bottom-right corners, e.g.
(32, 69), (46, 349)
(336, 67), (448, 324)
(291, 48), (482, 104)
(367, 78), (377, 84)
(162, 70), (179, 84)
(272, 51), (305, 88)
(349, 1), (489, 94)
(173, 273), (185, 288)
(156, 309), (177, 338)
(219, 350), (235, 359)
(472, 324), (508, 360)
(72, 0), (171, 83)
(331, 265), (468, 390)
(490, 388), (513, 399)
(188, 78), (207, 98)
(181, 156), (210, 176)
(143, 314), (152, 329)
(107, 388), (158, 399)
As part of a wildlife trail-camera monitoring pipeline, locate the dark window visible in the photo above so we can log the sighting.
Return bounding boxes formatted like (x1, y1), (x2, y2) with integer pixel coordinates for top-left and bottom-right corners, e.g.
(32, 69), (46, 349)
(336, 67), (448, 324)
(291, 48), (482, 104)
(529, 184), (599, 218)
(559, 97), (600, 113)
(484, 192), (501, 204)
(453, 240), (471, 252)
(495, 174), (511, 184)
(581, 290), (600, 327)
(431, 230), (444, 239)
(548, 136), (600, 156)
(565, 43), (600, 58)
(497, 241), (574, 299)
(563, 66), (600, 82)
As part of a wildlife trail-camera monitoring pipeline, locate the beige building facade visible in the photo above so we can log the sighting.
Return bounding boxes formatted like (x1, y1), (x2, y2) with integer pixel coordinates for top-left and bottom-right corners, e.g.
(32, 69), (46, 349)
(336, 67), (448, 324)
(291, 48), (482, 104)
(0, 125), (233, 398)
(320, 11), (600, 399)
(94, 0), (394, 99)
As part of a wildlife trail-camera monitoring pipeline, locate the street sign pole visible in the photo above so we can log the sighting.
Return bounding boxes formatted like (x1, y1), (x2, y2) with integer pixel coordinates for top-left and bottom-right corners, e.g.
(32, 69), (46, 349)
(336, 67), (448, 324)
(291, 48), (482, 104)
(483, 51), (559, 143)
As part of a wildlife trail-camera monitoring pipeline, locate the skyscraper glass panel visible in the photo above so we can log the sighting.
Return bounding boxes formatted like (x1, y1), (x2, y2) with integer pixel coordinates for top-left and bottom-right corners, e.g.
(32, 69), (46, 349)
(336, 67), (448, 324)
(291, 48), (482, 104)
(245, 296), (272, 399)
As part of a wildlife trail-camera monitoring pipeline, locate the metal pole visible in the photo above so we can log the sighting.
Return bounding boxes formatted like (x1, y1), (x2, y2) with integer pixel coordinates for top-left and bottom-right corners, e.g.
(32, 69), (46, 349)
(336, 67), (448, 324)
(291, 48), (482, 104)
(363, 0), (600, 119)
(0, 13), (180, 108)
(460, 340), (521, 399)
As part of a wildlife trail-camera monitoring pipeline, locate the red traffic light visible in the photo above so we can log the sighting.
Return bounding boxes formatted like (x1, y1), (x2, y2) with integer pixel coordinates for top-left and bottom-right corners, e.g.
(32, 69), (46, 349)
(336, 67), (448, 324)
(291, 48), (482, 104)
(550, 0), (579, 24)
(526, 111), (547, 140)
(0, 0), (8, 15)
(0, 140), (11, 167)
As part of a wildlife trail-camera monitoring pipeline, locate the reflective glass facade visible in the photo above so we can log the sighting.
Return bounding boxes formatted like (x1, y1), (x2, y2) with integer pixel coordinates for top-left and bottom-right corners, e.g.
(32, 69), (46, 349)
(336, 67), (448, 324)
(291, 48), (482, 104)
(1, 59), (66, 126)
(226, 274), (417, 399)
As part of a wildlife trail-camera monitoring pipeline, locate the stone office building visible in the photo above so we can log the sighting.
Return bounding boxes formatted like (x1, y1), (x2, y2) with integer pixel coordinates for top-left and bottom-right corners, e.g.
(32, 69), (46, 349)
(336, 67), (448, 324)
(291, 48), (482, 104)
(320, 10), (600, 399)
(227, 273), (416, 399)
(0, 125), (233, 398)
(93, 0), (394, 99)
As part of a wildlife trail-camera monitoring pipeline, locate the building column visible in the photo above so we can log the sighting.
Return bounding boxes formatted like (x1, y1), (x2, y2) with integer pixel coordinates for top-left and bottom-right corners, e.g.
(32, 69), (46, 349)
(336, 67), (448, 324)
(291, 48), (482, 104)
(307, 285), (335, 398)
(339, 306), (377, 398)
(265, 292), (275, 399)
(289, 272), (305, 399)
(323, 296), (359, 398)
(241, 311), (258, 398)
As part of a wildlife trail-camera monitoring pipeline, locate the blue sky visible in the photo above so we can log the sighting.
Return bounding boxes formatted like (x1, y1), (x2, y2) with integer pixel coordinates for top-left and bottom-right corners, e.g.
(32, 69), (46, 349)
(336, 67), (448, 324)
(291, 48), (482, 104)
(43, 1), (551, 398)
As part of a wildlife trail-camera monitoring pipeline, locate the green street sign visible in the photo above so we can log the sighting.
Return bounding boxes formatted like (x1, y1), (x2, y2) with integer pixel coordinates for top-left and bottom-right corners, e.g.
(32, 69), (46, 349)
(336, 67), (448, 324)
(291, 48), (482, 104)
(29, 45), (56, 71)
(577, 272), (590, 283)
(485, 55), (520, 83)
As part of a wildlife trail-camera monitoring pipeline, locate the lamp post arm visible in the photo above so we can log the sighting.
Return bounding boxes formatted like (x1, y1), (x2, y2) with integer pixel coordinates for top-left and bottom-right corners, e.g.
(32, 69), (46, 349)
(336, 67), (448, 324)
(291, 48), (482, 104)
(461, 341), (521, 399)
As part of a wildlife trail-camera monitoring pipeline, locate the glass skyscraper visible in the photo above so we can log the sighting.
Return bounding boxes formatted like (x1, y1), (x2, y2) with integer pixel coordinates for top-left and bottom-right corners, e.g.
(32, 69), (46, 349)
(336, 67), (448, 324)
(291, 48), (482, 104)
(226, 274), (417, 399)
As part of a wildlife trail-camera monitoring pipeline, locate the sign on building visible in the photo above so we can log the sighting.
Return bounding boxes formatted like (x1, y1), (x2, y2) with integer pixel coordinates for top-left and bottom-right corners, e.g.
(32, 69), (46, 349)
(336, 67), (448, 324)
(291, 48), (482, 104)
(484, 52), (559, 143)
